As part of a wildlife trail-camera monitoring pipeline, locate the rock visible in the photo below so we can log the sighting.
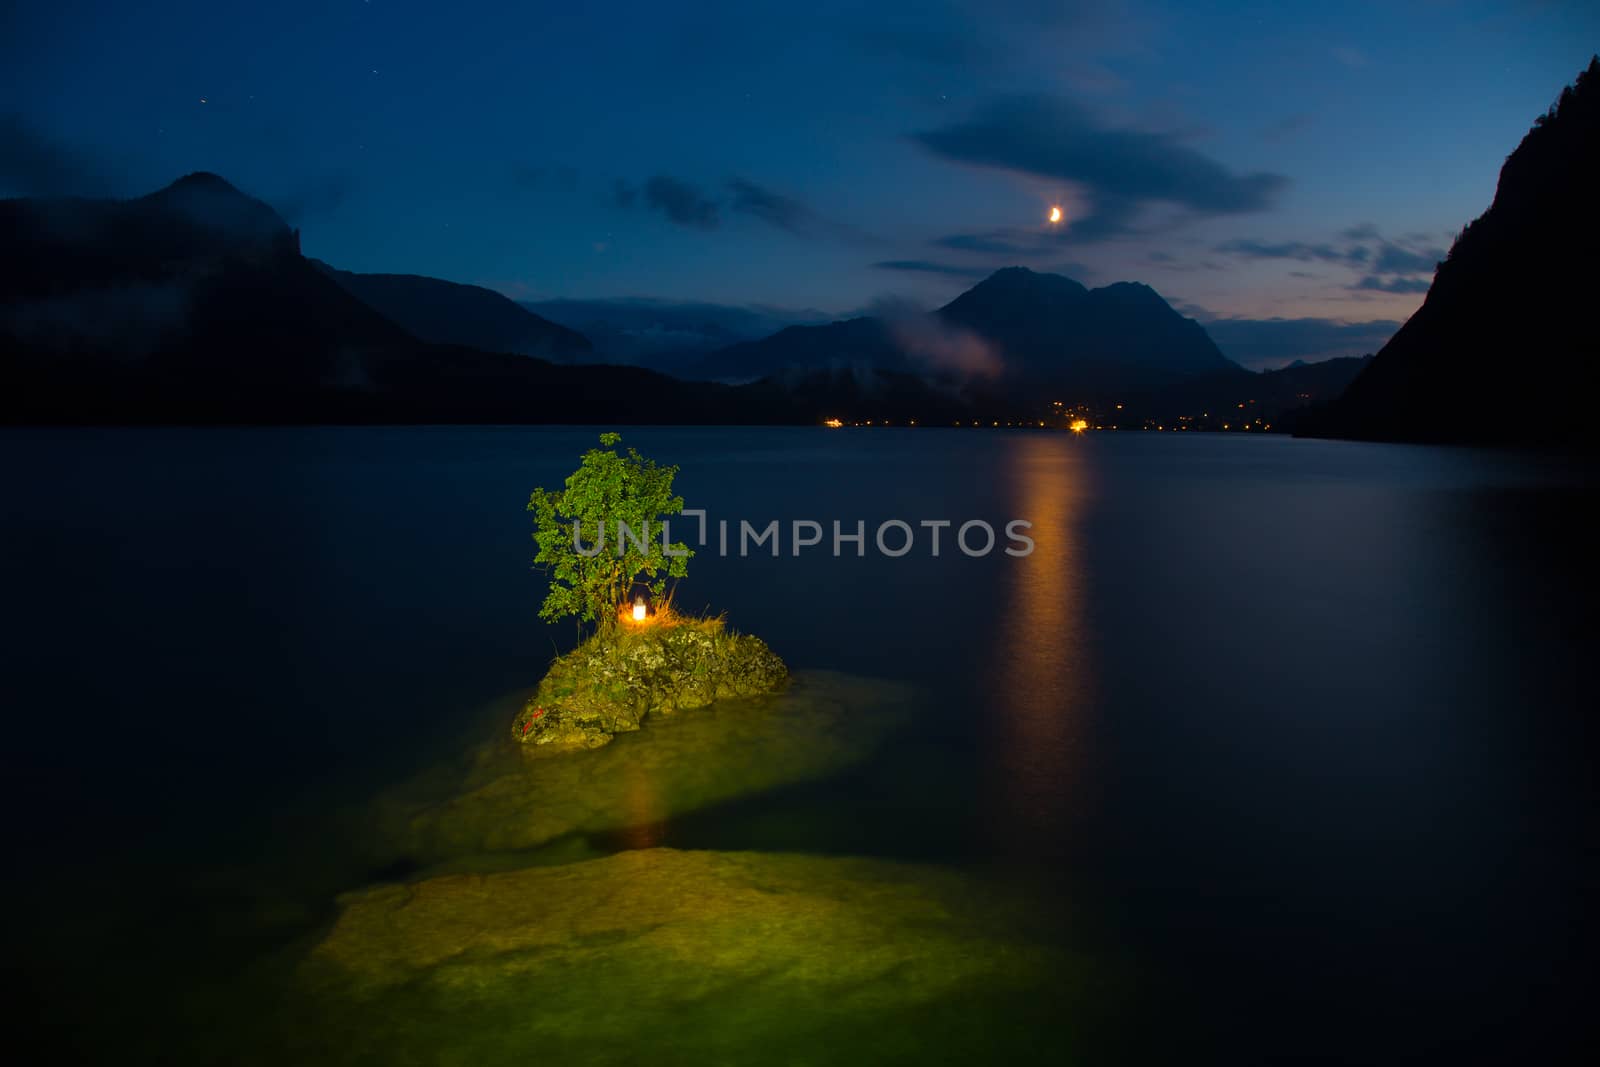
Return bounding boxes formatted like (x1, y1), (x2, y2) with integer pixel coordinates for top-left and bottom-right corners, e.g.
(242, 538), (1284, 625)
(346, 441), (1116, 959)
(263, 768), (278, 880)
(366, 671), (913, 865)
(298, 848), (1085, 1064)
(511, 616), (787, 749)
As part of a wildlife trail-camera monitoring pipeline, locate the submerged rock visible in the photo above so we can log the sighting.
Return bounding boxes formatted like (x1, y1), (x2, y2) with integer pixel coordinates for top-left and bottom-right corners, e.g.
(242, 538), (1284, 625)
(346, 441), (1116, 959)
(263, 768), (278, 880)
(512, 616), (788, 749)
(300, 848), (1084, 1063)
(371, 671), (912, 865)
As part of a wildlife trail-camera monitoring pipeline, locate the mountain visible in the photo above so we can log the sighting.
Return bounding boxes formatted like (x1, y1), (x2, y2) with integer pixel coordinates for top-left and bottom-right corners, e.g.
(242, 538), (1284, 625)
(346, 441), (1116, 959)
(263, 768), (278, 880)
(1, 172), (417, 409)
(0, 174), (773, 424)
(943, 268), (1241, 391)
(522, 298), (831, 367)
(1311, 57), (1600, 445)
(697, 317), (897, 381)
(1119, 355), (1371, 427)
(315, 262), (592, 360)
(692, 267), (1241, 399)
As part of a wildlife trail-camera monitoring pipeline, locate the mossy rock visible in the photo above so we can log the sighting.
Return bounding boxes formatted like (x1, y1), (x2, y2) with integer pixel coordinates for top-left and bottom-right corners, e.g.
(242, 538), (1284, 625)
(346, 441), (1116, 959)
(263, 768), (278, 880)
(296, 848), (1094, 1065)
(376, 671), (911, 864)
(512, 616), (787, 749)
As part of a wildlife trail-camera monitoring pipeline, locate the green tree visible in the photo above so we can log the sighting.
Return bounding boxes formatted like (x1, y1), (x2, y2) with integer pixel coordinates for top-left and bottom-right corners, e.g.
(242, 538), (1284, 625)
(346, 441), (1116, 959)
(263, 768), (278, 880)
(528, 433), (693, 633)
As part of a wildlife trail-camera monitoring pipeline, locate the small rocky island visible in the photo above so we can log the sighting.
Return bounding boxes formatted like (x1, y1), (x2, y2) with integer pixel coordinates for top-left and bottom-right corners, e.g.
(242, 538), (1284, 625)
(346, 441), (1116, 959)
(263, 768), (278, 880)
(513, 613), (787, 748)
(513, 432), (787, 749)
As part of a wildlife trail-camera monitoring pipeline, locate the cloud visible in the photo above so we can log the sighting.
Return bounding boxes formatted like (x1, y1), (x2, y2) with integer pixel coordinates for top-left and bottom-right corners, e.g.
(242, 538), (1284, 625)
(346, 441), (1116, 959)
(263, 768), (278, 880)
(1330, 46), (1368, 68)
(1352, 275), (1431, 294)
(726, 177), (813, 234)
(615, 174), (865, 242)
(1142, 250), (1225, 274)
(914, 95), (1287, 240)
(934, 231), (1041, 256)
(1197, 315), (1401, 370)
(642, 175), (720, 229)
(933, 198), (1142, 254)
(0, 113), (113, 197)
(871, 296), (1002, 378)
(271, 174), (353, 223)
(873, 259), (993, 278)
(1371, 242), (1443, 275)
(1213, 238), (1359, 265)
(1215, 226), (1443, 290)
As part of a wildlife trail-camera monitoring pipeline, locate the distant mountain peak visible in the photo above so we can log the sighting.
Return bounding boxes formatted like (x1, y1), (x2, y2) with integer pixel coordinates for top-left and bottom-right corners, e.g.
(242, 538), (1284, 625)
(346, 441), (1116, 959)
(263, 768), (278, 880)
(140, 171), (289, 245)
(961, 265), (1090, 296)
(164, 171), (243, 193)
(313, 261), (593, 359)
(694, 264), (1236, 393)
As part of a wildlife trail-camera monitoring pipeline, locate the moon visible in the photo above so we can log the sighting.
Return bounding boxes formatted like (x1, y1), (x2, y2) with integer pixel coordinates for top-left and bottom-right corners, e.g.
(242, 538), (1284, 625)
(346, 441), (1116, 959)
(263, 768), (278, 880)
(1048, 205), (1062, 224)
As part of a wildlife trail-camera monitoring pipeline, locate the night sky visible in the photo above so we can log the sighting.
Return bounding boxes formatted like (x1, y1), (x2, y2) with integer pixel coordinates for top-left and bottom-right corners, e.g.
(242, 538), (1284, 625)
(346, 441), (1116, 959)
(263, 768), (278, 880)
(4, 1), (1597, 366)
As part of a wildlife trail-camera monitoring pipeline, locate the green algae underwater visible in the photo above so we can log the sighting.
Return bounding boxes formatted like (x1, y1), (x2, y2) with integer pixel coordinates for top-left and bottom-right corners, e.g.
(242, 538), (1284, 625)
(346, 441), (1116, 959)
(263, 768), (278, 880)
(18, 669), (1122, 1066)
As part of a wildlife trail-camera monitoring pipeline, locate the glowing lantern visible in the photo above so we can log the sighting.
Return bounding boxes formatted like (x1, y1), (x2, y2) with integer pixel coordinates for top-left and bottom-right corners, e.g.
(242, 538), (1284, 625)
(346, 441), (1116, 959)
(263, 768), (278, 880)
(632, 597), (648, 622)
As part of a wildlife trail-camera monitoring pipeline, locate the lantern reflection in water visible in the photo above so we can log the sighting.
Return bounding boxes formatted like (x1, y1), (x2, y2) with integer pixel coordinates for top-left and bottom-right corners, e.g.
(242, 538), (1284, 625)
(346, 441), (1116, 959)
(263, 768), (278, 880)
(983, 435), (1095, 851)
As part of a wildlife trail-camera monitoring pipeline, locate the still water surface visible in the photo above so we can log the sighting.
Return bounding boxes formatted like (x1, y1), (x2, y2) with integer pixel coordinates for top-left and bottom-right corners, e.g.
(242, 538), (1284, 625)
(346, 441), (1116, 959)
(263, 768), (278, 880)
(1, 428), (1592, 1064)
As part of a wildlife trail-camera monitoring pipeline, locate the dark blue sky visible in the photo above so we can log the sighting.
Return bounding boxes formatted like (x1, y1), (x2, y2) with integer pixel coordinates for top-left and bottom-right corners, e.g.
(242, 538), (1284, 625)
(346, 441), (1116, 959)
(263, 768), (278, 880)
(4, 1), (1596, 364)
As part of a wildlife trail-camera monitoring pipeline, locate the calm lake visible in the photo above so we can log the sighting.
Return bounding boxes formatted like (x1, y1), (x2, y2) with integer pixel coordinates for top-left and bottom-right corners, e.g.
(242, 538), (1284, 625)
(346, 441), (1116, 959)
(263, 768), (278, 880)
(1, 427), (1593, 1065)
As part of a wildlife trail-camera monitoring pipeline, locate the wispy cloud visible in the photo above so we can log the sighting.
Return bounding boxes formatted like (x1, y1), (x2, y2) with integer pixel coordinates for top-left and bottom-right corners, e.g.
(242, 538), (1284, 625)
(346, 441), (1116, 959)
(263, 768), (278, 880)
(872, 259), (993, 278)
(0, 113), (113, 197)
(645, 175), (720, 229)
(915, 94), (1287, 241)
(1351, 275), (1430, 294)
(871, 295), (1002, 378)
(1214, 238), (1363, 266)
(727, 177), (811, 234)
(271, 174), (354, 223)
(1370, 243), (1442, 274)
(1213, 226), (1444, 297)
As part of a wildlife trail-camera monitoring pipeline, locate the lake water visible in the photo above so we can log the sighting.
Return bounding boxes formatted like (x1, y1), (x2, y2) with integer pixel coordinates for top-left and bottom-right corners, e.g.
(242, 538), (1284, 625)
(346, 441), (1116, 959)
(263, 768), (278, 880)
(1, 427), (1593, 1064)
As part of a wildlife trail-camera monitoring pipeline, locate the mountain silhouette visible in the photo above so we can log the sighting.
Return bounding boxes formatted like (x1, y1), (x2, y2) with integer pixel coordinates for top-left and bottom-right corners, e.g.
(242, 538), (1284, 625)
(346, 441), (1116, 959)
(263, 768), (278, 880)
(696, 317), (895, 381)
(0, 174), (758, 423)
(942, 268), (1240, 391)
(1312, 57), (1600, 445)
(694, 267), (1240, 398)
(314, 262), (592, 359)
(1, 172), (415, 400)
(523, 298), (831, 367)
(0, 173), (1375, 427)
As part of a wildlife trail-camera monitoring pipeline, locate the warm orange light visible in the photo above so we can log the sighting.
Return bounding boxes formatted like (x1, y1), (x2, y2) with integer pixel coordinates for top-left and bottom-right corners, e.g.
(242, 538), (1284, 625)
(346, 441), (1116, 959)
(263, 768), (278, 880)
(1048, 205), (1063, 224)
(824, 417), (843, 428)
(1070, 418), (1089, 433)
(632, 598), (647, 622)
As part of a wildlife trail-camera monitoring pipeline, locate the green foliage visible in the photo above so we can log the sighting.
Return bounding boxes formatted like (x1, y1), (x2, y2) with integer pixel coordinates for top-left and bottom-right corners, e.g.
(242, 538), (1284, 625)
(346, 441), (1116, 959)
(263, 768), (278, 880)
(528, 433), (692, 632)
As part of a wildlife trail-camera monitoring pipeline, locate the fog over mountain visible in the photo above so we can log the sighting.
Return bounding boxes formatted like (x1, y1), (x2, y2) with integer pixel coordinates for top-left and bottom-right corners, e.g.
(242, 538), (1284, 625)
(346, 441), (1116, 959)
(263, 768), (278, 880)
(693, 267), (1241, 402)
